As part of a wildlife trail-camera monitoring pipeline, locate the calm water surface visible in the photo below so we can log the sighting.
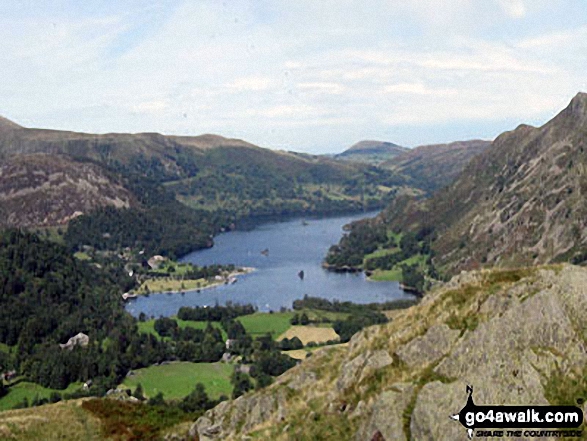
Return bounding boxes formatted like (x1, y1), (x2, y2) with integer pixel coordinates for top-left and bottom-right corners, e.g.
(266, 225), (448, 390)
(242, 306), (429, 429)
(126, 211), (413, 317)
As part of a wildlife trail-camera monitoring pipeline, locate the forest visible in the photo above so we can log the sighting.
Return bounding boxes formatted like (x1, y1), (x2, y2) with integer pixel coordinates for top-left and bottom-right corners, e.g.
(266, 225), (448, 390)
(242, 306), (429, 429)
(0, 231), (300, 412)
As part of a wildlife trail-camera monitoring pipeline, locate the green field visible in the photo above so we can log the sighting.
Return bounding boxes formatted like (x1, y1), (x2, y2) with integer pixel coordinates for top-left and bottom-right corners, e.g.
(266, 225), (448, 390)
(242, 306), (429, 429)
(363, 247), (399, 261)
(369, 268), (402, 281)
(0, 381), (82, 411)
(138, 310), (345, 343)
(137, 319), (227, 340)
(122, 362), (232, 400)
(236, 312), (295, 338)
(369, 253), (427, 282)
(133, 278), (210, 295)
(236, 310), (347, 339)
(151, 261), (195, 276)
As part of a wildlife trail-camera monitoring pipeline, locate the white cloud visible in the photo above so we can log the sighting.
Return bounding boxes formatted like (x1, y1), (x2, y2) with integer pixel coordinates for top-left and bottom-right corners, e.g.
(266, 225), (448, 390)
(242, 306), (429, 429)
(496, 0), (527, 18)
(225, 76), (277, 92)
(0, 0), (585, 152)
(297, 82), (346, 95)
(382, 83), (458, 97)
(132, 100), (169, 114)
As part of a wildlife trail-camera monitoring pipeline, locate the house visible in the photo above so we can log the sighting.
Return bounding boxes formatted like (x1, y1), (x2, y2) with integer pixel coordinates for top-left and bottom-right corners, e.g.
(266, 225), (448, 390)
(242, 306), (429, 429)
(122, 292), (138, 300)
(1, 370), (16, 382)
(59, 332), (90, 350)
(147, 255), (167, 270)
(225, 339), (238, 350)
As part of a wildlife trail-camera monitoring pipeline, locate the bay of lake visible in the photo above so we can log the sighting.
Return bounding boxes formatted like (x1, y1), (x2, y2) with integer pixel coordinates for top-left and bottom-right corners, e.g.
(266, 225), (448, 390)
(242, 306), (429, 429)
(125, 211), (413, 318)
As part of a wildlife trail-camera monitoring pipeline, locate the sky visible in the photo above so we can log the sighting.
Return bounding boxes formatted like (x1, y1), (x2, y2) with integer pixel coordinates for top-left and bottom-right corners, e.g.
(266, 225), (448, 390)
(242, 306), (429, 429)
(1, 1), (586, 154)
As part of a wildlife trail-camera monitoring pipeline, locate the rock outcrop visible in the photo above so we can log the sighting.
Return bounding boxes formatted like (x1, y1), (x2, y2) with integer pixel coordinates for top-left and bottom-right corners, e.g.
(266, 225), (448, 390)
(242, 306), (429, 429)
(188, 264), (587, 440)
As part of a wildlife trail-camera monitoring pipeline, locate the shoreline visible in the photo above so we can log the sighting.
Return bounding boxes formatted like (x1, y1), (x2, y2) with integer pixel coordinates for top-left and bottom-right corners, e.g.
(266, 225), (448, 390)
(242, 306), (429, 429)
(127, 267), (255, 298)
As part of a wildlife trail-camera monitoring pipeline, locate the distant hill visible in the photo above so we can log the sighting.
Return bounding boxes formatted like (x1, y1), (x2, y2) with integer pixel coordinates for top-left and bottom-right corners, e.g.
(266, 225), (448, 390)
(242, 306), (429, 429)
(334, 139), (490, 191)
(383, 139), (492, 191)
(335, 140), (408, 164)
(0, 117), (410, 242)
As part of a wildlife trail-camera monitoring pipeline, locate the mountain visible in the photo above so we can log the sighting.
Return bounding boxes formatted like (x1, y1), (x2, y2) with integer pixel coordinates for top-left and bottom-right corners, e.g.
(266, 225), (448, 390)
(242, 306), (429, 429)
(0, 117), (411, 255)
(383, 139), (491, 191)
(0, 116), (22, 131)
(325, 93), (587, 282)
(375, 93), (587, 276)
(0, 154), (134, 228)
(335, 140), (408, 164)
(187, 264), (587, 440)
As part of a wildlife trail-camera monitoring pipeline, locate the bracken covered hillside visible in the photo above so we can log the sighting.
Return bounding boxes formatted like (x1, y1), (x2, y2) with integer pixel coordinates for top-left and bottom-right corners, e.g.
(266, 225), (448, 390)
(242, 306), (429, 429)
(189, 264), (587, 440)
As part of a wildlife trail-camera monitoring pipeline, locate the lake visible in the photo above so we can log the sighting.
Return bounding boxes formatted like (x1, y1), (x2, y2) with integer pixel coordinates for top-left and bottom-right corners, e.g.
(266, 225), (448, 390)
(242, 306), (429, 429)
(125, 211), (413, 317)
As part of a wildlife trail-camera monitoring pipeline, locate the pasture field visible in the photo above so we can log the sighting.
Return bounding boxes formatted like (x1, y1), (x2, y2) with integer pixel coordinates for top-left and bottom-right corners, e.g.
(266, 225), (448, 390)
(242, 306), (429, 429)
(137, 319), (227, 340)
(122, 362), (232, 400)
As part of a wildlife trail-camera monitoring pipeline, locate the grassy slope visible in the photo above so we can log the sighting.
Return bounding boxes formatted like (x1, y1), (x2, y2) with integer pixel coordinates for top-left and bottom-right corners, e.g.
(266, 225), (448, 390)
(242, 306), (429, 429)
(0, 399), (102, 441)
(0, 382), (82, 412)
(368, 254), (428, 281)
(122, 362), (232, 400)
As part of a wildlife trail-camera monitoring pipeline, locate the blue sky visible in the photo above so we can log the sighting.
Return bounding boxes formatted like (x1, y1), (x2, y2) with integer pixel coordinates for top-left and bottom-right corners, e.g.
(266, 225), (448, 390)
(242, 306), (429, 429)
(1, 1), (586, 153)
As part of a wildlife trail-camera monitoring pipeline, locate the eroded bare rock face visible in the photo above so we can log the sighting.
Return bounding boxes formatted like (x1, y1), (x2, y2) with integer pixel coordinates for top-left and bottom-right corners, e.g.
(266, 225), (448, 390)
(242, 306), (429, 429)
(396, 324), (460, 369)
(0, 154), (134, 227)
(187, 265), (587, 441)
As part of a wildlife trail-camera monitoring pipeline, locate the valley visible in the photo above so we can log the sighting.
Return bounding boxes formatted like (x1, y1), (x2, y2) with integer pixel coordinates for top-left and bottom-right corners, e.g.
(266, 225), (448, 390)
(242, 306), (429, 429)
(1, 94), (587, 441)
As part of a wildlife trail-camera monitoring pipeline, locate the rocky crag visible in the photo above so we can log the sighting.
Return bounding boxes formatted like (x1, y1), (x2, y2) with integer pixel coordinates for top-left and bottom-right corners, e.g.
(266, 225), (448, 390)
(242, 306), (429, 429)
(375, 93), (587, 276)
(189, 264), (587, 440)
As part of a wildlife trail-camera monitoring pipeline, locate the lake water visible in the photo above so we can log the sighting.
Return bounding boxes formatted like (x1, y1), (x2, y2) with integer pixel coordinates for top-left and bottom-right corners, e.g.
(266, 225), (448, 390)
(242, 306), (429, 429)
(125, 211), (413, 317)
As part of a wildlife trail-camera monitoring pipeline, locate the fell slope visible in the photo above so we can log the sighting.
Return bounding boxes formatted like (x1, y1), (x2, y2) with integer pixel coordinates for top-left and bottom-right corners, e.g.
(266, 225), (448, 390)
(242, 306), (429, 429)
(0, 154), (134, 227)
(190, 264), (587, 440)
(0, 117), (408, 227)
(384, 139), (491, 191)
(426, 93), (587, 274)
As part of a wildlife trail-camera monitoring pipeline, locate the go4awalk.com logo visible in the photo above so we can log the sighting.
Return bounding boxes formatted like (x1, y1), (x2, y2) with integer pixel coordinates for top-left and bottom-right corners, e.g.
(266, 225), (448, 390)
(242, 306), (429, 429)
(450, 386), (584, 439)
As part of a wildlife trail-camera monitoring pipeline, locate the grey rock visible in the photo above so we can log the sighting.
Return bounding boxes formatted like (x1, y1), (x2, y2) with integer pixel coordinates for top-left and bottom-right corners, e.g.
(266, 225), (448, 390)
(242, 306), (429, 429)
(287, 370), (317, 391)
(355, 383), (415, 441)
(396, 324), (460, 368)
(337, 350), (393, 392)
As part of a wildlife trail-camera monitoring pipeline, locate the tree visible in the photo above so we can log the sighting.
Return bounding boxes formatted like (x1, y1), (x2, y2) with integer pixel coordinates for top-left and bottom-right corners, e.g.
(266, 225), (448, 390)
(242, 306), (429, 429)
(154, 317), (179, 338)
(0, 381), (6, 399)
(290, 314), (300, 325)
(231, 371), (253, 399)
(300, 313), (309, 325)
(255, 373), (273, 390)
(133, 383), (145, 401)
(180, 383), (212, 413)
(147, 391), (165, 406)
